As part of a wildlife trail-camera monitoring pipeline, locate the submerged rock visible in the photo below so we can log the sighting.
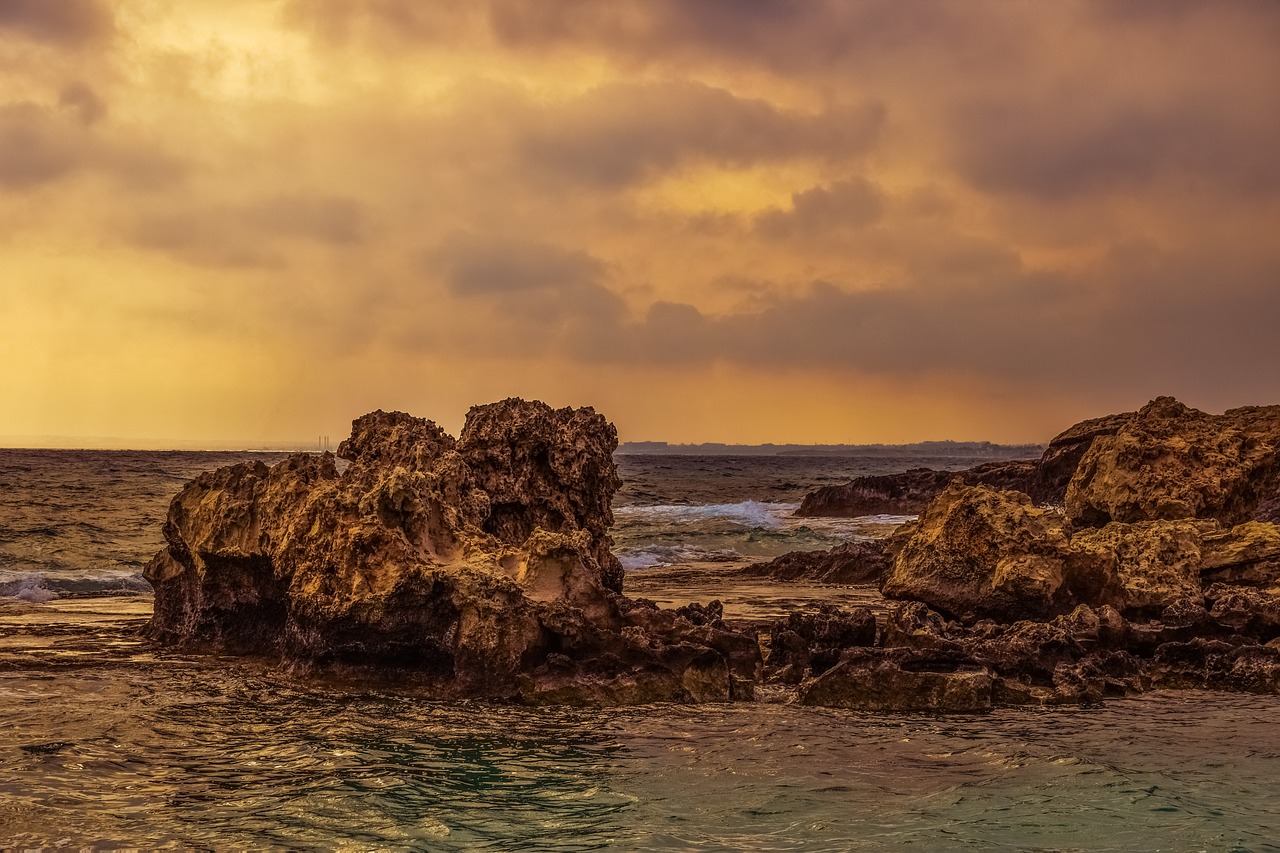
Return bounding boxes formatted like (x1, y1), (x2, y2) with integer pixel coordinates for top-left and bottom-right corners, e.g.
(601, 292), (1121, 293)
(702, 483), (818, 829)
(145, 399), (759, 704)
(799, 653), (993, 713)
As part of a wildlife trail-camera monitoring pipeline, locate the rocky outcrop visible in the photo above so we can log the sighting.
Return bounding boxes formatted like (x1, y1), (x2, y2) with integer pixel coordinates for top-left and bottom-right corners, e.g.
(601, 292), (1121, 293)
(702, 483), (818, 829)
(796, 460), (1041, 518)
(145, 399), (759, 705)
(144, 394), (1280, 711)
(796, 396), (1280, 524)
(1066, 397), (1280, 527)
(741, 539), (890, 584)
(881, 484), (1280, 625)
(880, 483), (1080, 622)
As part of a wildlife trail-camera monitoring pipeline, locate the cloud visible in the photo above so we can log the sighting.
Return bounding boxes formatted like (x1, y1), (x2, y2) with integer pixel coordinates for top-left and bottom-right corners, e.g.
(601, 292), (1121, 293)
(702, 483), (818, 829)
(0, 0), (113, 47)
(754, 177), (884, 238)
(0, 103), (84, 190)
(431, 233), (605, 296)
(247, 194), (365, 244)
(949, 93), (1280, 200)
(515, 81), (884, 188)
(126, 194), (368, 268)
(58, 82), (108, 126)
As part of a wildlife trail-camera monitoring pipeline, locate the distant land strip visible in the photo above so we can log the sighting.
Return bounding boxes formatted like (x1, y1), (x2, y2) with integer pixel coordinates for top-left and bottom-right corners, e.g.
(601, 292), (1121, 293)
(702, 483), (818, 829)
(615, 441), (1045, 458)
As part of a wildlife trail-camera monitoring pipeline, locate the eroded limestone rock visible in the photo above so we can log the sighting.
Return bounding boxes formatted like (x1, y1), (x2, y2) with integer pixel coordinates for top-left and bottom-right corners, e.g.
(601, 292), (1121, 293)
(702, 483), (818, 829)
(880, 483), (1078, 622)
(145, 399), (758, 704)
(1066, 397), (1280, 527)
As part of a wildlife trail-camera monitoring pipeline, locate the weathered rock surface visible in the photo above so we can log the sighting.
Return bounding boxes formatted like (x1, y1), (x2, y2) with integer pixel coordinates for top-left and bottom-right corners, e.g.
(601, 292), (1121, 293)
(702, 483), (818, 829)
(145, 394), (1280, 711)
(1066, 397), (1280, 527)
(145, 399), (759, 704)
(880, 483), (1079, 623)
(763, 605), (877, 684)
(882, 482), (1280, 623)
(742, 539), (890, 584)
(796, 396), (1280, 526)
(796, 460), (1041, 518)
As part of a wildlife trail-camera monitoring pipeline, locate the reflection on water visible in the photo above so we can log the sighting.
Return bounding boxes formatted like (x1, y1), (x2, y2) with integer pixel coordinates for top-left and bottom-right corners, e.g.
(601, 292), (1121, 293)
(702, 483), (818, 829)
(3, 600), (1280, 850)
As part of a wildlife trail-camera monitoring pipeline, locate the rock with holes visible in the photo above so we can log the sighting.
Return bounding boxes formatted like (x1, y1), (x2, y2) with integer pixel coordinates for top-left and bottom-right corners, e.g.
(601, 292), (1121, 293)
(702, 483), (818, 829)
(1065, 397), (1280, 527)
(144, 399), (759, 704)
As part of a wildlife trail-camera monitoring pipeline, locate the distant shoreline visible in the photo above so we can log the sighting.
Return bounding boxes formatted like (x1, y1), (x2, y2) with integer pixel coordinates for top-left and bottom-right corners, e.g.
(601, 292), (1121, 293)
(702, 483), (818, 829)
(616, 440), (1044, 458)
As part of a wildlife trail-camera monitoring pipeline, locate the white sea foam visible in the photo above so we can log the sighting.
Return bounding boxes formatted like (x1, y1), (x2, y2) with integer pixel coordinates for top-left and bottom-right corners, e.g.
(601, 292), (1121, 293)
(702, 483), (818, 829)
(614, 501), (795, 529)
(617, 544), (746, 570)
(0, 571), (152, 601)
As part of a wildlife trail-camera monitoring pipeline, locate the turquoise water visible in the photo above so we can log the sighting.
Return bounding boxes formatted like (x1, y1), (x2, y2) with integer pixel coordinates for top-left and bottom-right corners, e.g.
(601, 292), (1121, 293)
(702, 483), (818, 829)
(3, 629), (1278, 851)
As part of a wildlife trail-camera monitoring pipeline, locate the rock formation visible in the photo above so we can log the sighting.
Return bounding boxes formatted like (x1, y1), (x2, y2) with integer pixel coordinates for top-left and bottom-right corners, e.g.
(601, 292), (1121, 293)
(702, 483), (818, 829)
(145, 394), (1280, 711)
(741, 539), (890, 584)
(766, 397), (1280, 709)
(796, 460), (1041, 518)
(145, 399), (759, 705)
(795, 396), (1280, 523)
(1065, 397), (1280, 526)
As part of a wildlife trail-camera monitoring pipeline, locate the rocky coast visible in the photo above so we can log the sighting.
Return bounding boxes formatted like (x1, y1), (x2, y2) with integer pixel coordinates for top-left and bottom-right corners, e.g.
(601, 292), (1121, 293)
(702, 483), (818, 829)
(145, 396), (1280, 710)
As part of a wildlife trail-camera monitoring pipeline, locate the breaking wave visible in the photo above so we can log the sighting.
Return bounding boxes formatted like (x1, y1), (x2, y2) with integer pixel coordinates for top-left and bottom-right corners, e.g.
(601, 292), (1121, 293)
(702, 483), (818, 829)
(0, 571), (152, 603)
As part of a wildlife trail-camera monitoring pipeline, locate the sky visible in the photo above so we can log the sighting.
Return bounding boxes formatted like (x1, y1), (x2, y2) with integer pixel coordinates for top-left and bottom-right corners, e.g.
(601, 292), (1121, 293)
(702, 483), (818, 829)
(2, 0), (1279, 447)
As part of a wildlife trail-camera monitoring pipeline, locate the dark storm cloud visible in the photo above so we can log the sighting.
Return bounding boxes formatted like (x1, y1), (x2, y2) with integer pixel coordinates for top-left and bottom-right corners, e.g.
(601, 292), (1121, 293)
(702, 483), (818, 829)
(432, 234), (606, 296)
(950, 93), (1280, 200)
(516, 81), (884, 188)
(0, 0), (113, 46)
(0, 99), (186, 193)
(288, 0), (1015, 79)
(0, 103), (83, 190)
(426, 239), (1280, 405)
(754, 178), (884, 238)
(485, 0), (998, 75)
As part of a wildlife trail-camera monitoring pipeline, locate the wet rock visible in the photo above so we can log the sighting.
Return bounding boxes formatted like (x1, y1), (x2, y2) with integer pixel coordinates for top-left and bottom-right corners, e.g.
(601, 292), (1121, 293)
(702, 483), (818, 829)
(879, 601), (963, 654)
(796, 460), (1041, 518)
(1204, 584), (1280, 642)
(798, 652), (993, 712)
(145, 399), (760, 705)
(764, 605), (876, 683)
(743, 539), (890, 584)
(1066, 397), (1280, 527)
(1151, 637), (1280, 692)
(966, 620), (1085, 685)
(1058, 604), (1129, 649)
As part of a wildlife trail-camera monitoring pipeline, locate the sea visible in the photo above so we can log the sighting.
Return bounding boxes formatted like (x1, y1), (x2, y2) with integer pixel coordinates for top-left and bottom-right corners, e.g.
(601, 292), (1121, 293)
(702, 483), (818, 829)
(2, 448), (1278, 851)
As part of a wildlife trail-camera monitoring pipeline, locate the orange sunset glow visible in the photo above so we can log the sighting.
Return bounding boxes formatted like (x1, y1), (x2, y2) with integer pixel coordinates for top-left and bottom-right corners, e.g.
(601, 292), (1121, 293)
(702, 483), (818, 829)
(3, 0), (1279, 447)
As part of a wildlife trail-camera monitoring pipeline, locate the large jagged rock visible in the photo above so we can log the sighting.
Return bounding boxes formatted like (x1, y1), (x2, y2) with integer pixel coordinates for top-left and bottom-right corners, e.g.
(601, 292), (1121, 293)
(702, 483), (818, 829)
(145, 399), (759, 704)
(880, 483), (1081, 622)
(795, 397), (1280, 525)
(883, 483), (1280, 622)
(1035, 411), (1133, 504)
(1066, 397), (1280, 527)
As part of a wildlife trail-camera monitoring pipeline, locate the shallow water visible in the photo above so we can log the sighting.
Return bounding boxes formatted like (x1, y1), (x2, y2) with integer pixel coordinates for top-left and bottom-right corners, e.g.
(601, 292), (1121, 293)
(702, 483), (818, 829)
(3, 601), (1278, 851)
